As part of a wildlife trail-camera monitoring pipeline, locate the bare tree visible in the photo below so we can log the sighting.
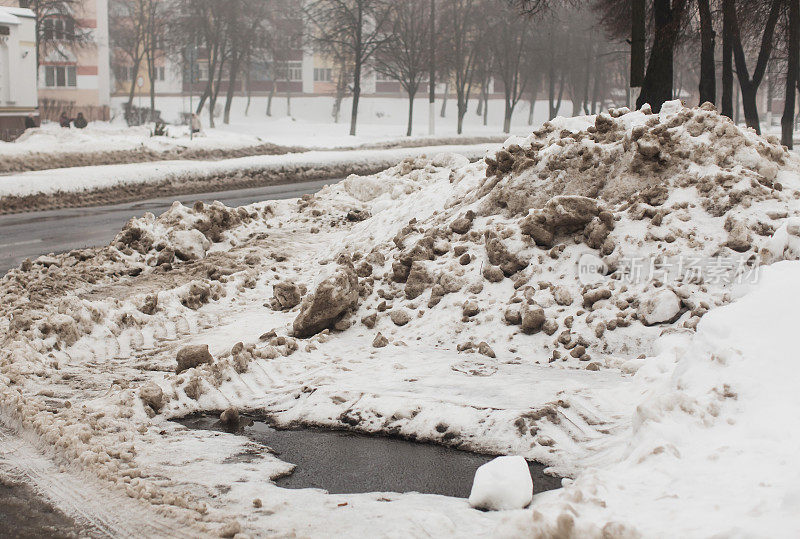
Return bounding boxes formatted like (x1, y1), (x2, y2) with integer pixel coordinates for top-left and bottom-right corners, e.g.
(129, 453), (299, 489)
(698, 0), (716, 104)
(428, 0), (437, 135)
(109, 0), (147, 119)
(305, 0), (393, 136)
(440, 0), (488, 134)
(724, 0), (782, 133)
(635, 0), (689, 112)
(141, 0), (167, 120)
(221, 0), (274, 124)
(782, 0), (799, 147)
(487, 0), (531, 132)
(374, 0), (430, 136)
(544, 17), (567, 119)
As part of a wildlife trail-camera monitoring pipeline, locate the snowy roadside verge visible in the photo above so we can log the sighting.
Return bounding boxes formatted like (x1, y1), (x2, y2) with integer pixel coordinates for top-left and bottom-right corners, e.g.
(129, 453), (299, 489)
(0, 122), (507, 174)
(0, 143), (498, 214)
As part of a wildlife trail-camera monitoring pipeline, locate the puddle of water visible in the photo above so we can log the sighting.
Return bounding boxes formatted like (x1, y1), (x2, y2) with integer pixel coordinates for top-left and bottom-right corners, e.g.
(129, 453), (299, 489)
(0, 475), (83, 539)
(178, 414), (562, 498)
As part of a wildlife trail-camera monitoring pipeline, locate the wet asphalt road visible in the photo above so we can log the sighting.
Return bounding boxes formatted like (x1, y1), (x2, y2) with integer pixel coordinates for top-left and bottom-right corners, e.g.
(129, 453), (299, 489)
(0, 476), (83, 539)
(0, 178), (333, 275)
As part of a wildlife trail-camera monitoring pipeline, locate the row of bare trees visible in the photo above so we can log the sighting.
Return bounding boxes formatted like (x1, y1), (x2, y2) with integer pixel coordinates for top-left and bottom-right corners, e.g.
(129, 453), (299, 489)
(520, 0), (800, 147)
(108, 0), (624, 135)
(110, 0), (301, 127)
(306, 0), (625, 136)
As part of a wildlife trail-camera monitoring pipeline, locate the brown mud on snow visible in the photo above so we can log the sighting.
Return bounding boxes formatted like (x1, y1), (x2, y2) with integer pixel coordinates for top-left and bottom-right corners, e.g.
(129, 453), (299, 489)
(0, 141), (307, 175)
(0, 161), (389, 215)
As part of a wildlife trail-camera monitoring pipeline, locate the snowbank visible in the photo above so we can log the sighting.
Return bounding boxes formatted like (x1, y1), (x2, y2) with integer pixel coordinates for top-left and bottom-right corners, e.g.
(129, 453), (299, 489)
(0, 143), (499, 215)
(500, 260), (800, 537)
(0, 143), (496, 199)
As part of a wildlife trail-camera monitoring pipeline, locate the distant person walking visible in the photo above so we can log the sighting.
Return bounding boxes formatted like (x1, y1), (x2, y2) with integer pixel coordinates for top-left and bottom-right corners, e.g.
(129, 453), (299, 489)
(24, 114), (37, 130)
(59, 112), (71, 128)
(73, 112), (88, 129)
(190, 113), (202, 134)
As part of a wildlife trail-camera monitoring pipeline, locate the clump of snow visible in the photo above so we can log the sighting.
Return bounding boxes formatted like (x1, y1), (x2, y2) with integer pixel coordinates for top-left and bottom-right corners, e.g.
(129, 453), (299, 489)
(468, 455), (533, 510)
(637, 288), (681, 325)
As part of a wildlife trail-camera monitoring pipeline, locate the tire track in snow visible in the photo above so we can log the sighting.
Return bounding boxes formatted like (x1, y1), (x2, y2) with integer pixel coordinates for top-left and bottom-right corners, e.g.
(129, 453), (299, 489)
(0, 423), (201, 538)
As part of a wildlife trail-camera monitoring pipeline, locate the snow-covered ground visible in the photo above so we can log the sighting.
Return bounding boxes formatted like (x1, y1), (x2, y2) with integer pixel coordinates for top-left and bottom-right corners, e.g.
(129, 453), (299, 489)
(2, 101), (800, 536)
(0, 96), (540, 173)
(116, 95), (553, 146)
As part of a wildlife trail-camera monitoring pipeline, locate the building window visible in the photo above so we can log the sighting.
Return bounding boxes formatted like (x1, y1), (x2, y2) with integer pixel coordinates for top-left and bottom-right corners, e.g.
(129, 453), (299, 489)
(43, 18), (75, 41)
(44, 66), (77, 88)
(375, 71), (395, 83)
(251, 61), (270, 81)
(276, 61), (302, 81)
(314, 68), (332, 82)
(158, 67), (165, 81)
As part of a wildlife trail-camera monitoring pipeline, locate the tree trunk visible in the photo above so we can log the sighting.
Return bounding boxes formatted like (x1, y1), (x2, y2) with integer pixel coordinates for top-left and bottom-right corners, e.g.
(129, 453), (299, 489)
(428, 0), (436, 136)
(440, 82), (449, 117)
(549, 72), (564, 120)
(286, 77), (292, 117)
(722, 0), (733, 117)
(245, 60), (252, 116)
(728, 0), (782, 134)
(591, 61), (602, 114)
(208, 86), (217, 128)
(578, 42), (592, 116)
(740, 83), (760, 132)
(208, 58), (226, 129)
(350, 60), (361, 136)
(782, 0), (799, 148)
(267, 83), (275, 116)
(223, 60), (239, 125)
(125, 56), (143, 124)
(698, 0), (715, 105)
(528, 94), (536, 125)
(735, 82), (741, 124)
(196, 85), (209, 114)
(636, 0), (685, 112)
(406, 90), (416, 136)
(456, 87), (467, 134)
(548, 42), (556, 119)
(332, 59), (347, 123)
(147, 55), (156, 121)
(503, 97), (513, 133)
(482, 88), (488, 126)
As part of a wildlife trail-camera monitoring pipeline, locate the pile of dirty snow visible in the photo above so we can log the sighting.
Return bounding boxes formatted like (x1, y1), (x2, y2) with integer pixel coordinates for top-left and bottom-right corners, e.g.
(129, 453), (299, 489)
(2, 101), (800, 536)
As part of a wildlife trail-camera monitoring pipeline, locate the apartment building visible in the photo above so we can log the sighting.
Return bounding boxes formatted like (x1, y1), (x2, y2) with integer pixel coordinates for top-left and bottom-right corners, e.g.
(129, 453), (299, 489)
(0, 6), (37, 138)
(0, 0), (111, 121)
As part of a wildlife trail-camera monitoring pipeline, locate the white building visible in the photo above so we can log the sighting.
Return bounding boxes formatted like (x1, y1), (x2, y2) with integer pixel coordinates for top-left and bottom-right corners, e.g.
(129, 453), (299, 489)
(0, 6), (37, 139)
